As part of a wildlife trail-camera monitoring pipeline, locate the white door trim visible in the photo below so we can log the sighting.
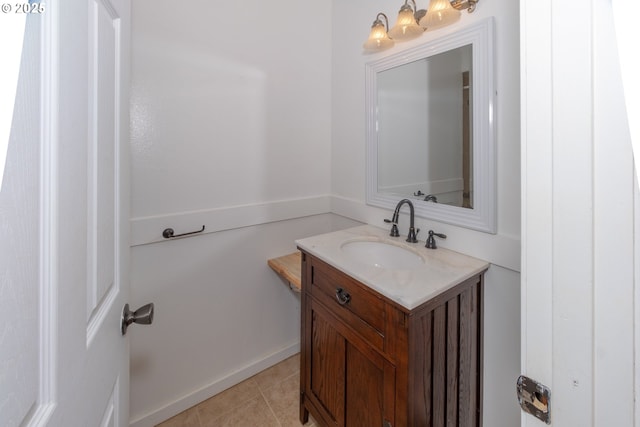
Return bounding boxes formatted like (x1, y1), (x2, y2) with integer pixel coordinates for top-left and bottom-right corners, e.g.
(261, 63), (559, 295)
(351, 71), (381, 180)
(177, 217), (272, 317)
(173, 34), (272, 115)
(29, 4), (59, 425)
(521, 0), (638, 425)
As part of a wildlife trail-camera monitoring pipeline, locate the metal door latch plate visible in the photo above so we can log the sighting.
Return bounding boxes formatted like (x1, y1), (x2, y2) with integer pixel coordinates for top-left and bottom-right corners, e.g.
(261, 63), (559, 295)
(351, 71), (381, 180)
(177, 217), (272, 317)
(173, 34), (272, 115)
(517, 375), (551, 424)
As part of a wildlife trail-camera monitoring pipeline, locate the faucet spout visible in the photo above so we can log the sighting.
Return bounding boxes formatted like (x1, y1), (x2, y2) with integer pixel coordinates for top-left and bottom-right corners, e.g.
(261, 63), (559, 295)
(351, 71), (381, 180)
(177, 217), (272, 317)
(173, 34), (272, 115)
(385, 198), (419, 243)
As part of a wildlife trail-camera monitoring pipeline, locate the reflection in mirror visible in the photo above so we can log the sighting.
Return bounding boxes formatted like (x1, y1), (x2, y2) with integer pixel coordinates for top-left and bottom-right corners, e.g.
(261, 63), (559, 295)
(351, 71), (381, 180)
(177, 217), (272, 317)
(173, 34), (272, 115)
(366, 18), (496, 233)
(377, 45), (473, 208)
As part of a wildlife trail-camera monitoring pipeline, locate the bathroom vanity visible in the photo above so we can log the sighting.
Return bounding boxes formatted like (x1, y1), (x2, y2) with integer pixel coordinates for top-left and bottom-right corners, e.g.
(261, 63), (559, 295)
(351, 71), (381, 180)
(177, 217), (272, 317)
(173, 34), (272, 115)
(296, 225), (488, 427)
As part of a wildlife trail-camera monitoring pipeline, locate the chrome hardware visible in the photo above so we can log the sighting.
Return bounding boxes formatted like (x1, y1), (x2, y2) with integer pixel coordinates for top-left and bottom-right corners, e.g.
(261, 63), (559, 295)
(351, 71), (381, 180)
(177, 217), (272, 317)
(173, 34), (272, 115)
(162, 225), (205, 239)
(386, 199), (419, 243)
(451, 0), (479, 14)
(423, 194), (438, 203)
(413, 190), (424, 197)
(517, 375), (551, 424)
(425, 230), (446, 249)
(383, 218), (400, 237)
(408, 227), (420, 243)
(121, 303), (155, 335)
(335, 288), (351, 306)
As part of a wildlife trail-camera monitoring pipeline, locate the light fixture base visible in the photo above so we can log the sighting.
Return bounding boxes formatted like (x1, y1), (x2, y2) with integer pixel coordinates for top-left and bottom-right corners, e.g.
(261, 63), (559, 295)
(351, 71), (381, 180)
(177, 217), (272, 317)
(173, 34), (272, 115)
(450, 0), (478, 13)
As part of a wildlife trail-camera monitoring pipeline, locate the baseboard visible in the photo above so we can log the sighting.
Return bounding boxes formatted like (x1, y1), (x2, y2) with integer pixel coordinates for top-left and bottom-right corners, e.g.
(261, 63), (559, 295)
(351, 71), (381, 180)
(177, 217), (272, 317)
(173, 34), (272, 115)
(128, 342), (300, 427)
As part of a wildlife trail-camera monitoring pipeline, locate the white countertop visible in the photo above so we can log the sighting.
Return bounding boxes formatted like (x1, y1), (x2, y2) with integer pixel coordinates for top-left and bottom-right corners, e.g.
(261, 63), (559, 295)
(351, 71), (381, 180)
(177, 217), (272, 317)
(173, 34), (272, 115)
(295, 225), (489, 310)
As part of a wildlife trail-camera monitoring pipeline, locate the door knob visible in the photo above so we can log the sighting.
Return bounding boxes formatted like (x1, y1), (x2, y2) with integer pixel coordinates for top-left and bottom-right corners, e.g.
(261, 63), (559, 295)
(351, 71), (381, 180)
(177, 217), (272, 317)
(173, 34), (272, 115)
(121, 303), (154, 335)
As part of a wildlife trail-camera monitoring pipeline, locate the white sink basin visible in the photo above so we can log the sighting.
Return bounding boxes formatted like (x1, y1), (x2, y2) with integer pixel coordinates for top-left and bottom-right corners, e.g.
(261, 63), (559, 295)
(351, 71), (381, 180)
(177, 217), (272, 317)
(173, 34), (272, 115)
(340, 239), (425, 269)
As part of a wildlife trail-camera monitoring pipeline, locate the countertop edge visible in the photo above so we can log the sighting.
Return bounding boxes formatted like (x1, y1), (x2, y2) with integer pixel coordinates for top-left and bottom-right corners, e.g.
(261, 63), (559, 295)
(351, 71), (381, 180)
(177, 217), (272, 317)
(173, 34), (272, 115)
(296, 225), (490, 310)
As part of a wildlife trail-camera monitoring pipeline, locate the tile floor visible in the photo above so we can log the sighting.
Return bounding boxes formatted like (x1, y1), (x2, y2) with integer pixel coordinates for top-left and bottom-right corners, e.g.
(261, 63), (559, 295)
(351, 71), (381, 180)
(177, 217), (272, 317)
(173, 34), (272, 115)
(156, 353), (316, 427)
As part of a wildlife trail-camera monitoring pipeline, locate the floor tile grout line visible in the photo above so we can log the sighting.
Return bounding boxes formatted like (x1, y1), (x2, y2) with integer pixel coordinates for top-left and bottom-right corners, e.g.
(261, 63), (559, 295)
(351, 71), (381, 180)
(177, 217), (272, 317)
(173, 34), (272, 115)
(196, 393), (274, 427)
(194, 406), (204, 427)
(258, 386), (283, 427)
(255, 368), (300, 427)
(158, 356), (302, 427)
(196, 378), (266, 426)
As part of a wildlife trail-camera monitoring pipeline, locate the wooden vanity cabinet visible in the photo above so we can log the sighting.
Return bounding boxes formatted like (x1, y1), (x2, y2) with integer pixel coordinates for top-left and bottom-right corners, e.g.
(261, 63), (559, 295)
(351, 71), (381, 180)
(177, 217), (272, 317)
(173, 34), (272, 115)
(299, 251), (485, 427)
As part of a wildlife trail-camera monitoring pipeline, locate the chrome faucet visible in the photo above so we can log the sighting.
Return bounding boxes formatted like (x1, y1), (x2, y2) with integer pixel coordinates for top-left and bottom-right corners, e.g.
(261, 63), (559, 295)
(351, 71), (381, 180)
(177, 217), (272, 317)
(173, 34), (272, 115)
(384, 199), (419, 243)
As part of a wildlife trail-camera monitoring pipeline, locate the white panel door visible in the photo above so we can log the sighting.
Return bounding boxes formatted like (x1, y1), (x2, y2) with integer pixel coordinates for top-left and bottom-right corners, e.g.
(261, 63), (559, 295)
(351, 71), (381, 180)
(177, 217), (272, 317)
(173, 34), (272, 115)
(50, 0), (132, 425)
(0, 0), (131, 425)
(521, 0), (637, 425)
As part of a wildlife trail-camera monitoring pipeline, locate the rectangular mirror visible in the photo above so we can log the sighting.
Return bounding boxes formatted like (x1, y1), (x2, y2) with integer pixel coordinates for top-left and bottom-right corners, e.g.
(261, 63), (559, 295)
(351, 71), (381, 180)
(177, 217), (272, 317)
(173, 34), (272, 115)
(366, 18), (496, 233)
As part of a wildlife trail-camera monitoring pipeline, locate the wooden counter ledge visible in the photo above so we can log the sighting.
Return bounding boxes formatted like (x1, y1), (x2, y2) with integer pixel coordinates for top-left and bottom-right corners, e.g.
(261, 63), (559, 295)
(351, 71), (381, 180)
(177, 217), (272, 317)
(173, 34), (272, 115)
(267, 251), (301, 292)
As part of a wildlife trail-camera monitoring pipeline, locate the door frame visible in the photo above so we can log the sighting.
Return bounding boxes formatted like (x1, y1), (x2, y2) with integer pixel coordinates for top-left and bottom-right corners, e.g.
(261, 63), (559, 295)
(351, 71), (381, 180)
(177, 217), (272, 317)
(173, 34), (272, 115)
(520, 0), (638, 425)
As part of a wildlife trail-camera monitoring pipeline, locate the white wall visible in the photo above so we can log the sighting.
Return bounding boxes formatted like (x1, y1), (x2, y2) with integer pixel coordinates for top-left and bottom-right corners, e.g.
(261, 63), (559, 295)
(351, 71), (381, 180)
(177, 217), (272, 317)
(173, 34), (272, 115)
(128, 1), (344, 425)
(130, 1), (333, 217)
(330, 1), (521, 426)
(0, 16), (42, 427)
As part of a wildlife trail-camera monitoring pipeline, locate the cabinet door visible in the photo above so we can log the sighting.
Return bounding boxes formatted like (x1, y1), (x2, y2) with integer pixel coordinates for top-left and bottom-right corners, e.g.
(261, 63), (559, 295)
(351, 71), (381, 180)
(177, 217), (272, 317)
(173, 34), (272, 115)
(345, 340), (396, 427)
(305, 297), (395, 427)
(307, 300), (346, 427)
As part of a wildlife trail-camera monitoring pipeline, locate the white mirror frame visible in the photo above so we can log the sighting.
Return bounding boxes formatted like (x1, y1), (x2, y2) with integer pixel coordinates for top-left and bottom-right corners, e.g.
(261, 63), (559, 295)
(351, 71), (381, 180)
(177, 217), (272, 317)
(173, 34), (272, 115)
(365, 17), (496, 233)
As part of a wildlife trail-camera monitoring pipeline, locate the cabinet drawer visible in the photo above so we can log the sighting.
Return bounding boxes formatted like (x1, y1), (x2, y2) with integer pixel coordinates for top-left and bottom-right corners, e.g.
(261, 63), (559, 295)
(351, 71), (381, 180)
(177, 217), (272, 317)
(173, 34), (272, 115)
(309, 257), (385, 339)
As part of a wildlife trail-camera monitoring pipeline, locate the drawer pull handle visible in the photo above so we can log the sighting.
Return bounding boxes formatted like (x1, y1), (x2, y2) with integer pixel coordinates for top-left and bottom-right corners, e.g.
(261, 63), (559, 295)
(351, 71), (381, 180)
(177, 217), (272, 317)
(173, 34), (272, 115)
(335, 287), (351, 305)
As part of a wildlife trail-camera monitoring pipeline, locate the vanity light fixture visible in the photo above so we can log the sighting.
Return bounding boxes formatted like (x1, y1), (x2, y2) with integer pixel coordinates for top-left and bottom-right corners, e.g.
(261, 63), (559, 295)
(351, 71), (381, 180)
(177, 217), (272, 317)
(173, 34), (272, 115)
(388, 0), (426, 42)
(363, 0), (479, 54)
(419, 0), (461, 30)
(450, 0), (479, 13)
(363, 13), (395, 53)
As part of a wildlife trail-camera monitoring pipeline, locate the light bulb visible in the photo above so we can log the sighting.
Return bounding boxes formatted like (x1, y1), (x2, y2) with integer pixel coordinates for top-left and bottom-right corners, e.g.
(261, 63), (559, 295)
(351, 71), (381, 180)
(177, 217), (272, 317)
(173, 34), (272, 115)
(363, 16), (395, 53)
(388, 5), (424, 41)
(419, 0), (461, 30)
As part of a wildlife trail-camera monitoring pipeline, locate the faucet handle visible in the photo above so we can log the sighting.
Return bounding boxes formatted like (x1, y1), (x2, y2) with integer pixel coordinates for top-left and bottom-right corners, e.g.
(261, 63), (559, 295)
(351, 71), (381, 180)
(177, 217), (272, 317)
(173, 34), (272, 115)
(425, 230), (446, 249)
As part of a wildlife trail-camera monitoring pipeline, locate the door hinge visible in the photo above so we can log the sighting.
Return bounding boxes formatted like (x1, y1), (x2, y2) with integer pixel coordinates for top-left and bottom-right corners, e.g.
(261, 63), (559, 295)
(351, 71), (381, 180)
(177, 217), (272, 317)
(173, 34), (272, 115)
(517, 375), (551, 424)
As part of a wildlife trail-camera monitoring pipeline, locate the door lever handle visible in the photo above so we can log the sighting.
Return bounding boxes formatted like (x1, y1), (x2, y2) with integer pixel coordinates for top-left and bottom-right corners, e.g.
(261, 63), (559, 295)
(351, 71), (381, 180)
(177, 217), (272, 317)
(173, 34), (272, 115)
(121, 303), (154, 335)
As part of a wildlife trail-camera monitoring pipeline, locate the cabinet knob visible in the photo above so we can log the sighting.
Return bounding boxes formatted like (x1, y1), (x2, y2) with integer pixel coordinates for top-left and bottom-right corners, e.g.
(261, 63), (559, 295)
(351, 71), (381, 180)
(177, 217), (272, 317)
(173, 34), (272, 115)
(335, 287), (351, 305)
